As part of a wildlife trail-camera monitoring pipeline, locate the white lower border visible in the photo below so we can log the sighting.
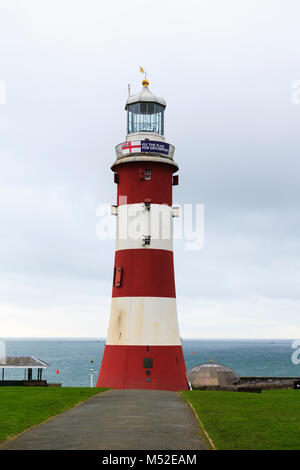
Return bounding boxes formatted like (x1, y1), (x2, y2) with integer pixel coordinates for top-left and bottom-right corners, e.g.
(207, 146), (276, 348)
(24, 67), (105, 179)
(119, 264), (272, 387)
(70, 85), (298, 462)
(106, 297), (181, 346)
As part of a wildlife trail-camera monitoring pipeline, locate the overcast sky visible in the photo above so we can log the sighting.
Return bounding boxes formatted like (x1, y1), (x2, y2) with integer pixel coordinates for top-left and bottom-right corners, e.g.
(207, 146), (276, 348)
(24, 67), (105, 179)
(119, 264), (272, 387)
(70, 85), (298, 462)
(0, 0), (300, 338)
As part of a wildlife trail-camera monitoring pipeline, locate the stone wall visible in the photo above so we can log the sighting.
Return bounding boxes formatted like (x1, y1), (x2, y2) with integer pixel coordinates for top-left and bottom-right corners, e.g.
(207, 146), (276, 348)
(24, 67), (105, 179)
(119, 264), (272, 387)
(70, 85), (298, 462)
(191, 377), (300, 392)
(237, 377), (299, 390)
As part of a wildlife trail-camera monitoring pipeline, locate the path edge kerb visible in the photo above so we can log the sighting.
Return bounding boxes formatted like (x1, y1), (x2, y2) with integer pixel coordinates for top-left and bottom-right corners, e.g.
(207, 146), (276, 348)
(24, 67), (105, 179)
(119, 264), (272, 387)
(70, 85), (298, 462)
(180, 392), (216, 450)
(0, 388), (111, 448)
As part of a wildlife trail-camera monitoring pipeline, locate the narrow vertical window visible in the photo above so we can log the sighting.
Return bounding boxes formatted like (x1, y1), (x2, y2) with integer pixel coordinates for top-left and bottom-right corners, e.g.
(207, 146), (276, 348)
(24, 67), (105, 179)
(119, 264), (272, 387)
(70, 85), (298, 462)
(114, 267), (122, 287)
(145, 169), (151, 180)
(172, 175), (179, 185)
(142, 235), (151, 246)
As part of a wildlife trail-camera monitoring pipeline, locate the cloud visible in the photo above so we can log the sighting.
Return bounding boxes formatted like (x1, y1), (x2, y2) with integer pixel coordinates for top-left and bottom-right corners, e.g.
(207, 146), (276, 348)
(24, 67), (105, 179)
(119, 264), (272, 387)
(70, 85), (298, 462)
(0, 0), (300, 337)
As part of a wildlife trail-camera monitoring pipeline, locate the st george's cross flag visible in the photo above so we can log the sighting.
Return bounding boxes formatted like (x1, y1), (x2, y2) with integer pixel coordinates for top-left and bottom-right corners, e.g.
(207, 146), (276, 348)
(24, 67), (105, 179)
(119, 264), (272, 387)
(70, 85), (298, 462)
(122, 141), (141, 155)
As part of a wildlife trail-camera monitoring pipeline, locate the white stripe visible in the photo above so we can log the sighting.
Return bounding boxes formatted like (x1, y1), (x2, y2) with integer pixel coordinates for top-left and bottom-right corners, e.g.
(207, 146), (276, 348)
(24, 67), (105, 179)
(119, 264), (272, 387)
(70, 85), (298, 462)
(106, 297), (181, 346)
(111, 155), (178, 171)
(116, 203), (173, 251)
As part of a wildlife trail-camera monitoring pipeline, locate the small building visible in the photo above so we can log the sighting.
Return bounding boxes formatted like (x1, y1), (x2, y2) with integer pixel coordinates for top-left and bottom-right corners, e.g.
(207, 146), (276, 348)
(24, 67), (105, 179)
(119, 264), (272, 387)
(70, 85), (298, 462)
(0, 356), (49, 386)
(187, 363), (300, 392)
(187, 363), (240, 390)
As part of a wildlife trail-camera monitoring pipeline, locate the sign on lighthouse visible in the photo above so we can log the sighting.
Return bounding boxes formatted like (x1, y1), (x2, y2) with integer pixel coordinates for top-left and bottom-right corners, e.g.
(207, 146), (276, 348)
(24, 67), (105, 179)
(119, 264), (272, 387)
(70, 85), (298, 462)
(96, 73), (188, 391)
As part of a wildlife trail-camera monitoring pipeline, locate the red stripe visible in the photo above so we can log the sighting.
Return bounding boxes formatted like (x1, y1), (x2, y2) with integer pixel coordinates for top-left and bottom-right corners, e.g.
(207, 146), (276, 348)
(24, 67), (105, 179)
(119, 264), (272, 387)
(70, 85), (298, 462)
(96, 345), (188, 391)
(112, 249), (176, 298)
(115, 162), (175, 206)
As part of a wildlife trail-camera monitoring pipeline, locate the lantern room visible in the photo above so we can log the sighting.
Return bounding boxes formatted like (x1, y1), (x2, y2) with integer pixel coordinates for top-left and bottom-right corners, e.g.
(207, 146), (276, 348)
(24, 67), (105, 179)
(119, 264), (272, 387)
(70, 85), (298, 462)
(125, 83), (166, 136)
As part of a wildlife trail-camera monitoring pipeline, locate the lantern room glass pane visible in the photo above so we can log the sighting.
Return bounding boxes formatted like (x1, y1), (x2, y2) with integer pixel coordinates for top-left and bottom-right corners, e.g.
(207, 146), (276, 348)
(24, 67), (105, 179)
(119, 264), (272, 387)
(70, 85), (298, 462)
(128, 103), (164, 135)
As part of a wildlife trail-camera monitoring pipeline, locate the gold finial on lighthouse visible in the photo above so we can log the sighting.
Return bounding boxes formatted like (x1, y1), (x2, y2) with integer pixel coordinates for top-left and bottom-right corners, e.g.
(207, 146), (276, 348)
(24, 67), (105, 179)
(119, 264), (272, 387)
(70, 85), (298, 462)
(139, 66), (149, 87)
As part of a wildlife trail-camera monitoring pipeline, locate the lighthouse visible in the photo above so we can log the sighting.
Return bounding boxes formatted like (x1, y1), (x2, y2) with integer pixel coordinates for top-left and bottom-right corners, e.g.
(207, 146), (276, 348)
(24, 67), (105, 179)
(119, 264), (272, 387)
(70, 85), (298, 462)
(96, 75), (188, 391)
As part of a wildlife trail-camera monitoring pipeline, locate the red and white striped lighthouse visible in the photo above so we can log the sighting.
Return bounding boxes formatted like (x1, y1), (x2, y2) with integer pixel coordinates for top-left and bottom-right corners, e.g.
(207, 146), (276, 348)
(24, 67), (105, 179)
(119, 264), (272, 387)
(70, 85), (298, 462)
(96, 77), (188, 391)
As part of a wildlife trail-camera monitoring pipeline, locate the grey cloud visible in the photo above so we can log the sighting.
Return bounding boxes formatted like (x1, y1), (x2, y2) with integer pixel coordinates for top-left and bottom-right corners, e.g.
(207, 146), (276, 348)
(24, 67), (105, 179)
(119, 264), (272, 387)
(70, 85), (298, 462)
(1, 0), (300, 337)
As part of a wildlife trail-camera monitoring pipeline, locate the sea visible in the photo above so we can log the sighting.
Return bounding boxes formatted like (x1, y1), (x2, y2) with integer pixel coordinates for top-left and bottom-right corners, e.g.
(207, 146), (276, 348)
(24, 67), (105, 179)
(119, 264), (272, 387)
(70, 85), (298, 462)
(1, 339), (299, 387)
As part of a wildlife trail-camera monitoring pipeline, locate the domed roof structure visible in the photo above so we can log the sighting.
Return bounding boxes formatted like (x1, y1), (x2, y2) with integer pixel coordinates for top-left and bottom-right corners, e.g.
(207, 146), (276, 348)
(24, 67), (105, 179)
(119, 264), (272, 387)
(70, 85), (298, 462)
(125, 85), (166, 109)
(187, 363), (240, 389)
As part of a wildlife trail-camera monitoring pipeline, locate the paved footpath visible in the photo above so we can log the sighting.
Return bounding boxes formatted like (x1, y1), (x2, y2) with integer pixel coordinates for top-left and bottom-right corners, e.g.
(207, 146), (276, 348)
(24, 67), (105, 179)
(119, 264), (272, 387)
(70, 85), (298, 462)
(0, 389), (207, 450)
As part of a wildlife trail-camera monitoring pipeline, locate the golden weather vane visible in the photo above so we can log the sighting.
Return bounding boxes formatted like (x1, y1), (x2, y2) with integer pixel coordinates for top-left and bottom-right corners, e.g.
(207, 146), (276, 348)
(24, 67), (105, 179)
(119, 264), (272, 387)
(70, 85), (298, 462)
(139, 66), (149, 87)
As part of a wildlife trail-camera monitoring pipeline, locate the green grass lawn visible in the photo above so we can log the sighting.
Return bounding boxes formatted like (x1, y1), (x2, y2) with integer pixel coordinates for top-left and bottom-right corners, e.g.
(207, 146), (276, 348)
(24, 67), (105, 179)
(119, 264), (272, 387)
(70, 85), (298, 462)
(182, 389), (300, 450)
(0, 387), (107, 442)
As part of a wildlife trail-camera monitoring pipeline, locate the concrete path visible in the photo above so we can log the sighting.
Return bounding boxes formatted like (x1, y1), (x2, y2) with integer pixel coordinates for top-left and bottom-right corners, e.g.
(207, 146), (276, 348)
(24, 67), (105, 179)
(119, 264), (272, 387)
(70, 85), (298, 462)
(0, 389), (207, 450)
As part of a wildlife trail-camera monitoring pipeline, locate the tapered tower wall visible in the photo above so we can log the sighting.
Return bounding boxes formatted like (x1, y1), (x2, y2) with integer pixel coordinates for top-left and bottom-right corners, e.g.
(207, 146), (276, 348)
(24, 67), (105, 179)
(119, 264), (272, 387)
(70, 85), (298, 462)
(96, 84), (188, 391)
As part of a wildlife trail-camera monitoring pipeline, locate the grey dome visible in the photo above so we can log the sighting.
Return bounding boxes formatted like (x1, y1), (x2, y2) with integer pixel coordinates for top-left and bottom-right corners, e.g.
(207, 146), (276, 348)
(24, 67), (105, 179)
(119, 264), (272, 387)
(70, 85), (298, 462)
(125, 85), (166, 109)
(187, 363), (240, 389)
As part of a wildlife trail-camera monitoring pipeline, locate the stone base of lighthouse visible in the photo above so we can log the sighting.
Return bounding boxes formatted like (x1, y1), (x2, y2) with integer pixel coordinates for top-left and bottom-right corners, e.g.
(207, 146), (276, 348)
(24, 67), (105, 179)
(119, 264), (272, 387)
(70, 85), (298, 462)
(96, 345), (188, 391)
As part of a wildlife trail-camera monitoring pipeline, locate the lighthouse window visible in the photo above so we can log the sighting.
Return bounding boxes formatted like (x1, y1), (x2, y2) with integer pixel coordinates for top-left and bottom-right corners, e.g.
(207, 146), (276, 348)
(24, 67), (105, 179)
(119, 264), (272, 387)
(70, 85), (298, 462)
(142, 235), (151, 246)
(145, 169), (151, 180)
(114, 267), (122, 287)
(144, 358), (153, 368)
(128, 102), (164, 135)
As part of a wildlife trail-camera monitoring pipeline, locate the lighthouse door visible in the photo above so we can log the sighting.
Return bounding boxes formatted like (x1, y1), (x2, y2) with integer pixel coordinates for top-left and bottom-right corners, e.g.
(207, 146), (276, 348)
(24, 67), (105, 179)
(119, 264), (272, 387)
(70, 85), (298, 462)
(144, 357), (153, 384)
(144, 358), (153, 369)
